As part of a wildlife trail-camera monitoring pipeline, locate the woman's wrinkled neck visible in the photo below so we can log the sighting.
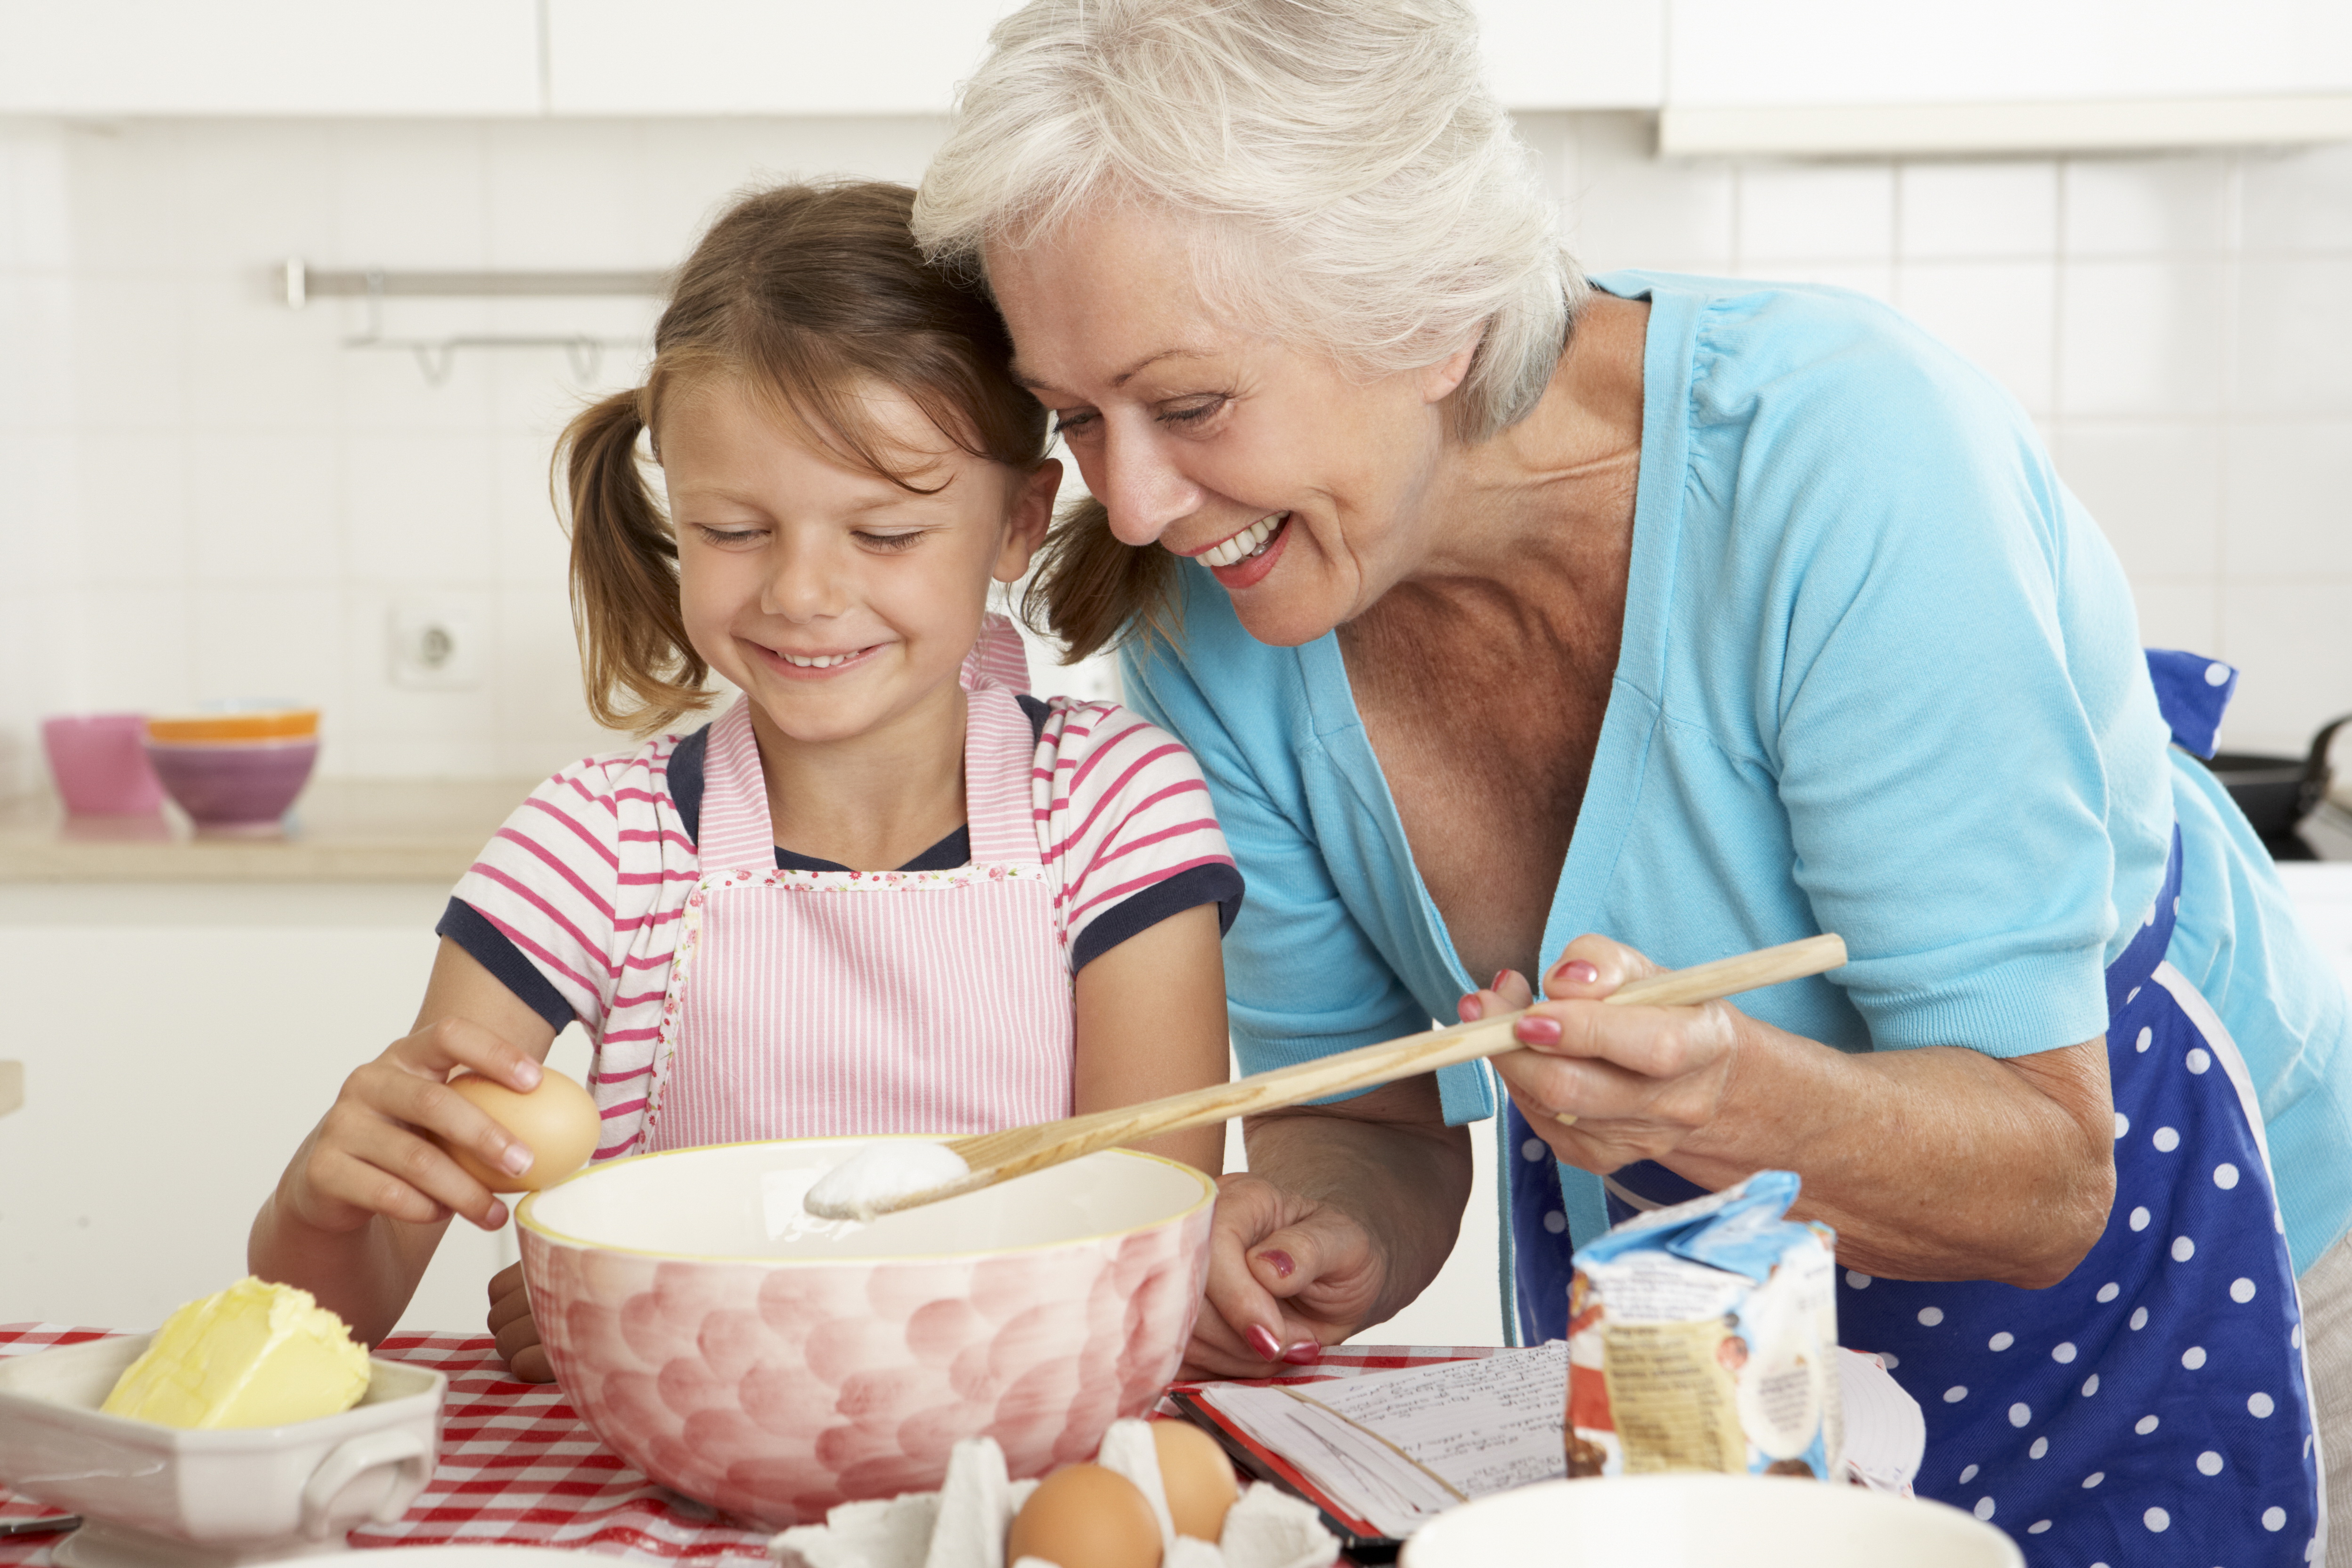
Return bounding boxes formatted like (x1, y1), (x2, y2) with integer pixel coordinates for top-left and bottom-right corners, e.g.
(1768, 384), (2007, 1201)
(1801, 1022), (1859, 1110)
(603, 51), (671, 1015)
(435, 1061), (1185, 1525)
(1418, 293), (1650, 594)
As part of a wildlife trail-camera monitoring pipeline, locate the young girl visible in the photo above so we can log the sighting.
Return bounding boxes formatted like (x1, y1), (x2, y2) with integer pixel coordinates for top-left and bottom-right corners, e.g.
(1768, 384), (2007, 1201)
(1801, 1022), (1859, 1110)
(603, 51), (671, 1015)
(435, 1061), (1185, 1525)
(248, 182), (1241, 1376)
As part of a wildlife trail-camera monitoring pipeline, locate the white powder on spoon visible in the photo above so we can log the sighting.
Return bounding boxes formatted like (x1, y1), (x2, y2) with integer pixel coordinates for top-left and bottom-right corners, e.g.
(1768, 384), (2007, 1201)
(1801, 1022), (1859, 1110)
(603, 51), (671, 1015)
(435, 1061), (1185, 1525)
(804, 1140), (972, 1222)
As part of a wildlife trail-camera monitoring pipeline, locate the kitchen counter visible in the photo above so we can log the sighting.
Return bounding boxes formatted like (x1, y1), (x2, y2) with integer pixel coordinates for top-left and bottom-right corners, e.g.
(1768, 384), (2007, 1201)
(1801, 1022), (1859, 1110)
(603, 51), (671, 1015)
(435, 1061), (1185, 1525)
(0, 779), (533, 883)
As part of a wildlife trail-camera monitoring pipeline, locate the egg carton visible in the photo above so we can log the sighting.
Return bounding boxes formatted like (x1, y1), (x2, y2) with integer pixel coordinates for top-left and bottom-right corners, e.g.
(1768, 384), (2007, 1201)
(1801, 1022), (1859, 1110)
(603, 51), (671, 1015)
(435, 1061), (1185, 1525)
(770, 1421), (1337, 1568)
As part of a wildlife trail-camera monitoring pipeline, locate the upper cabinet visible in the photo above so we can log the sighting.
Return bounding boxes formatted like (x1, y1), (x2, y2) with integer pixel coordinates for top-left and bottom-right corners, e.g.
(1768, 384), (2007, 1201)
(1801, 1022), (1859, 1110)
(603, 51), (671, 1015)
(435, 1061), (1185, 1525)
(1662, 0), (2352, 154)
(0, 0), (541, 116)
(2, 0), (2347, 155)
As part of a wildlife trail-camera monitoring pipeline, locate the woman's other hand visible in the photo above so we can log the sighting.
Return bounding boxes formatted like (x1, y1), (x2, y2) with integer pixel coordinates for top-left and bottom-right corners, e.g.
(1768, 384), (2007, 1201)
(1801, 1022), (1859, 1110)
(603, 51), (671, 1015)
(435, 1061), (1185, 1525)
(1476, 936), (1743, 1172)
(487, 1262), (554, 1382)
(1184, 1172), (1388, 1379)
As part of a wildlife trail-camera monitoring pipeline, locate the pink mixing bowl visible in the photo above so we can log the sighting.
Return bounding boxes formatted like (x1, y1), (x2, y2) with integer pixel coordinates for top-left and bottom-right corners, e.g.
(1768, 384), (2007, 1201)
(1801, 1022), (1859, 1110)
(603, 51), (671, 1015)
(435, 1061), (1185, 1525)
(516, 1137), (1216, 1527)
(42, 713), (165, 816)
(144, 738), (319, 827)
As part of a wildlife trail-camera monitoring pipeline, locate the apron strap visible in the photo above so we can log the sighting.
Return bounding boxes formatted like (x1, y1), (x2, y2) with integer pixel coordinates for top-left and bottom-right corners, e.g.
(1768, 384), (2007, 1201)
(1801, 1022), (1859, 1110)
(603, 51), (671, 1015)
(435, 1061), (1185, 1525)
(961, 612), (1033, 695)
(965, 686), (1044, 867)
(696, 697), (778, 872)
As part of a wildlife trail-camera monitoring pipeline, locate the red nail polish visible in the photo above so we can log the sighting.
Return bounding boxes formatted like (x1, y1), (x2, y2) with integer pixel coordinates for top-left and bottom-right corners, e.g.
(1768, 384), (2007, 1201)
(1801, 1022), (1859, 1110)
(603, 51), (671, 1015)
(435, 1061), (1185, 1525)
(1491, 971), (1509, 992)
(1247, 1324), (1283, 1361)
(1458, 996), (1483, 1022)
(1258, 1249), (1296, 1280)
(1515, 1015), (1563, 1045)
(1555, 960), (1599, 985)
(1282, 1339), (1323, 1365)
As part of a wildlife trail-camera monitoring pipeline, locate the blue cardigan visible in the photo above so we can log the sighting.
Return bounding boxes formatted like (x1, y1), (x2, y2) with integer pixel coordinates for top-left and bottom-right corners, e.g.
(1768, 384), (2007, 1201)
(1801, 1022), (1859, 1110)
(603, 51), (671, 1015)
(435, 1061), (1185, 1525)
(1121, 270), (2352, 1277)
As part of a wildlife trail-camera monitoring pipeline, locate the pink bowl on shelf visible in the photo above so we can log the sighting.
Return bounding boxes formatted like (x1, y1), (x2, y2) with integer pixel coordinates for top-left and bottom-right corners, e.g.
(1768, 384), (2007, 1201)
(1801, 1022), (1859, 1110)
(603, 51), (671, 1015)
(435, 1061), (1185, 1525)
(42, 713), (166, 816)
(516, 1137), (1217, 1528)
(144, 737), (319, 827)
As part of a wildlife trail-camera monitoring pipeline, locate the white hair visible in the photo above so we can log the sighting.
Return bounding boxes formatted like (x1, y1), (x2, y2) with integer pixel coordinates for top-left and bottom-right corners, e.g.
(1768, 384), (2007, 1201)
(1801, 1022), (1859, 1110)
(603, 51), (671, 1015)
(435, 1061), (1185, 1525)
(913, 0), (1583, 441)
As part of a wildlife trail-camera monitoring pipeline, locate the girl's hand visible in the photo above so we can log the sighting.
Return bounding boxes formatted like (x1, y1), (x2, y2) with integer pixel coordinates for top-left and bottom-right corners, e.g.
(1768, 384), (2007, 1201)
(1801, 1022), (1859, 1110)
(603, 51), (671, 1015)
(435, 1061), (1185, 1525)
(1181, 1171), (1389, 1380)
(486, 1262), (554, 1382)
(278, 1017), (547, 1239)
(1477, 935), (1745, 1173)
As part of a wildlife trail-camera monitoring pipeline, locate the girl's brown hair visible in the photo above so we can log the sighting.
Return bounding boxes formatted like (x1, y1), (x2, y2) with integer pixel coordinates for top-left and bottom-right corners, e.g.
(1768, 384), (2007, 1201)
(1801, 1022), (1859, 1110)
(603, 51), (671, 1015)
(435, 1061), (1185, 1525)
(1020, 493), (1178, 666)
(560, 180), (1051, 735)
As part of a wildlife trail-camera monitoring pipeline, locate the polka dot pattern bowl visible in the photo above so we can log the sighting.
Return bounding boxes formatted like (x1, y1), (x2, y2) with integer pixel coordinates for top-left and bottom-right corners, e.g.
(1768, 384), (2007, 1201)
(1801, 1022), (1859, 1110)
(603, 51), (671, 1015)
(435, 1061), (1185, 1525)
(515, 1137), (1215, 1527)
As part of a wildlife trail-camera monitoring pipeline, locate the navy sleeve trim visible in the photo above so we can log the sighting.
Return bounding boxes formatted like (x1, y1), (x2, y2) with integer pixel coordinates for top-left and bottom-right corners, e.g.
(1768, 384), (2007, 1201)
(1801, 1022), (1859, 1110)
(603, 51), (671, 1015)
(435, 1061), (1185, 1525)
(1070, 863), (1245, 972)
(669, 725), (710, 849)
(437, 898), (576, 1032)
(1016, 692), (1050, 744)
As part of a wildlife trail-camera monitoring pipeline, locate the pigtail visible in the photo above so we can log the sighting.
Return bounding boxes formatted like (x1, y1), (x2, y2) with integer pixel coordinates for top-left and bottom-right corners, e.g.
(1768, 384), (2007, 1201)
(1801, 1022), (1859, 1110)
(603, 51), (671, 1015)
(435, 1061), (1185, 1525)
(1022, 494), (1181, 665)
(560, 389), (711, 736)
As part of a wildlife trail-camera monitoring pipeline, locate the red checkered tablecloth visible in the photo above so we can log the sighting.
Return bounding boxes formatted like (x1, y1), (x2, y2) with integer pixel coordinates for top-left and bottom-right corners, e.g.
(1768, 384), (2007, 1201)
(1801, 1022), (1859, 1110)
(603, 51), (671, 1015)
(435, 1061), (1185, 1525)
(0, 1324), (1491, 1564)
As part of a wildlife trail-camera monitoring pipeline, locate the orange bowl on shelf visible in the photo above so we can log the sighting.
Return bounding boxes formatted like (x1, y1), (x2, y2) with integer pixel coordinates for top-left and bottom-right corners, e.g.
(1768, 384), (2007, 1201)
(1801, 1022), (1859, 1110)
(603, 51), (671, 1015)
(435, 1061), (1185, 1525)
(145, 707), (319, 745)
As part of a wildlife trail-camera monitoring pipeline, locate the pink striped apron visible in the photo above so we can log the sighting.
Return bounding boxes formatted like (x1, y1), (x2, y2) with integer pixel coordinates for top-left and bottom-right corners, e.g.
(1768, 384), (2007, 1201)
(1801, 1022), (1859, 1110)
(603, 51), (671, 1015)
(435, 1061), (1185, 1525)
(621, 674), (1075, 1153)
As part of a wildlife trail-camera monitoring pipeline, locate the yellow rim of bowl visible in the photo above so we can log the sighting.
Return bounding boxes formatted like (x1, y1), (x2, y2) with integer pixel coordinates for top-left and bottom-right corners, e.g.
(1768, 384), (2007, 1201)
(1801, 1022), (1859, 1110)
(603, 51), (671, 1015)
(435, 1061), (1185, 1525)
(514, 1134), (1218, 1264)
(146, 710), (319, 743)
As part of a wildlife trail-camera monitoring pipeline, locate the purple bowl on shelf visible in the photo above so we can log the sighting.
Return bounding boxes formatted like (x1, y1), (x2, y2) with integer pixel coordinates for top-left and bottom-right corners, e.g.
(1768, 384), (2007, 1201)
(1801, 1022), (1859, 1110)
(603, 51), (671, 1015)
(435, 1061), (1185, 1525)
(143, 738), (319, 828)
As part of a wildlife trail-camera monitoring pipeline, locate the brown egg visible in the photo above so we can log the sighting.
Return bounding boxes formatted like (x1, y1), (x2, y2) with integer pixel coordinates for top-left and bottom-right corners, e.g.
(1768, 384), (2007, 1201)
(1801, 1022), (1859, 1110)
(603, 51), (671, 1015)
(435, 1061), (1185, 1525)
(1005, 1463), (1162, 1568)
(1150, 1421), (1239, 1542)
(440, 1069), (599, 1192)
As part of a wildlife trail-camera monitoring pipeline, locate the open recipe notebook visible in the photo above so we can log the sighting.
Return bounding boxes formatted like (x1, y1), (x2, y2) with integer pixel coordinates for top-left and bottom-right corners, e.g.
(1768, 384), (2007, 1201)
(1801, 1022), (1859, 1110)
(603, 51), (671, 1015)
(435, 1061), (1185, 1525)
(1172, 1343), (1925, 1547)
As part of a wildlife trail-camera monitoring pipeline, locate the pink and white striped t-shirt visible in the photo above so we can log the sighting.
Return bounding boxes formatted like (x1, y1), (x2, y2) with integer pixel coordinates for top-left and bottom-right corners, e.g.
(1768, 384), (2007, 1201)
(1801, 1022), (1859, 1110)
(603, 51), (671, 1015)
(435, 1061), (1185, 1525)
(439, 695), (1243, 1054)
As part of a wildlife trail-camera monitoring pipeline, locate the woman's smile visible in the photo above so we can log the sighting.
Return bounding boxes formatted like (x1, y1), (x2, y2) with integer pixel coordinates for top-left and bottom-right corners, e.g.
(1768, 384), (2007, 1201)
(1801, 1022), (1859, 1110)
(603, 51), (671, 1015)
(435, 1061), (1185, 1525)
(1188, 511), (1289, 569)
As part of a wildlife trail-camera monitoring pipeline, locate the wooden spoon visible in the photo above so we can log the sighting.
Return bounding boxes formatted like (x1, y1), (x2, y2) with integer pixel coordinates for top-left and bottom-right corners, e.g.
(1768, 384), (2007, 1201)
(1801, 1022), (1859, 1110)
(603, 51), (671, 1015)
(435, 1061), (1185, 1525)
(804, 932), (1847, 1221)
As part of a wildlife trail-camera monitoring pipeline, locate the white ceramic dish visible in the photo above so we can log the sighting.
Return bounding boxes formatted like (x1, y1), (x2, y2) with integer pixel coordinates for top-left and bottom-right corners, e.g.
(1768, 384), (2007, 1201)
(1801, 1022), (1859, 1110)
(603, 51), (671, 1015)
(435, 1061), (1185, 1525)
(1399, 1475), (2024, 1568)
(0, 1334), (444, 1568)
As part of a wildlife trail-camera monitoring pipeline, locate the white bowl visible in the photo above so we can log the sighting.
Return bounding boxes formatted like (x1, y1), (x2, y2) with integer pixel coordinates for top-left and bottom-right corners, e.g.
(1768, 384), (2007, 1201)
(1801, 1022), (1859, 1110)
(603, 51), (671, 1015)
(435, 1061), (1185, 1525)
(517, 1136), (1217, 1525)
(1400, 1475), (2024, 1568)
(0, 1333), (444, 1568)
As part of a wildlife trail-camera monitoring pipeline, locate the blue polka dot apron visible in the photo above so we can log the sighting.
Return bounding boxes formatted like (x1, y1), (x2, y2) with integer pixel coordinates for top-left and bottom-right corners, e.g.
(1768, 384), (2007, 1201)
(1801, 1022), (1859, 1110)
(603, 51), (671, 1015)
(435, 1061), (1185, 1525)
(1507, 652), (2327, 1564)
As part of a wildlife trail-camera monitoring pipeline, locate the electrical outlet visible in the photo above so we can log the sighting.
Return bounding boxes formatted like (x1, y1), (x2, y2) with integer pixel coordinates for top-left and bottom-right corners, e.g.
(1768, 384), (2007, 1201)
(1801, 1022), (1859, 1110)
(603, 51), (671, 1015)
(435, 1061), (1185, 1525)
(388, 599), (482, 690)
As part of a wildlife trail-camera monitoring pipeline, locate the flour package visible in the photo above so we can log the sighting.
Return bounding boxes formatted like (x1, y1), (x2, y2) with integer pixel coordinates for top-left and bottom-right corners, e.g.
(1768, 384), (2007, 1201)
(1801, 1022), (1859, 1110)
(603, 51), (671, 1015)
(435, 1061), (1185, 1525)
(1565, 1169), (1842, 1482)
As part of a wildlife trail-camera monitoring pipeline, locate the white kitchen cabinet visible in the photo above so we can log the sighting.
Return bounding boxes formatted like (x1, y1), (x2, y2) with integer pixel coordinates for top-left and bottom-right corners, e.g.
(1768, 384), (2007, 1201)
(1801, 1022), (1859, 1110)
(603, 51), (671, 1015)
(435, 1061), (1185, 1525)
(0, 0), (541, 117)
(1477, 0), (1664, 112)
(1664, 0), (2352, 154)
(0, 883), (587, 1338)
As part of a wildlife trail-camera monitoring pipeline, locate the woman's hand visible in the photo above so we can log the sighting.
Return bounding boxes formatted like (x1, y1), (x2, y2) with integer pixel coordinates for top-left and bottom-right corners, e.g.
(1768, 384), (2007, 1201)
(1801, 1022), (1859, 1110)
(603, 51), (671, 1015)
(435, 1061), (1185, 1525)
(1460, 937), (1744, 1173)
(275, 1016), (548, 1241)
(1182, 1172), (1390, 1379)
(487, 1262), (554, 1382)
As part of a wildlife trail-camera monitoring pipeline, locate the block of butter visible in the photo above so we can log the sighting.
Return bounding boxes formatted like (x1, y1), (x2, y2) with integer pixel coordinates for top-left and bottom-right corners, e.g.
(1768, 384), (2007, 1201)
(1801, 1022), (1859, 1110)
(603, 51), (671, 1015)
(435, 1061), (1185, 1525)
(101, 1276), (370, 1429)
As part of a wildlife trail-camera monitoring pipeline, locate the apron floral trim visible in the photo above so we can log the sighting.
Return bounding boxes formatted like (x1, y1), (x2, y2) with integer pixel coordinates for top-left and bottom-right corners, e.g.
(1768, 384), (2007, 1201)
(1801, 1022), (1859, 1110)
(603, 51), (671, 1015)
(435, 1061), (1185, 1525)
(630, 861), (1045, 1152)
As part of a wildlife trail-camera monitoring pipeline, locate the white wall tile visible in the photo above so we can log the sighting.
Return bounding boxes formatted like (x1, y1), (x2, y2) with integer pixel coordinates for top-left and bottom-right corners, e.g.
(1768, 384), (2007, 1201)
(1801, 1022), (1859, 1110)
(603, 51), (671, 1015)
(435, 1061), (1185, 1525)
(2129, 578), (2219, 656)
(183, 267), (342, 432)
(1565, 113), (1733, 272)
(485, 120), (649, 271)
(332, 585), (499, 778)
(0, 430), (84, 588)
(1736, 163), (1893, 265)
(2224, 422), (2352, 579)
(338, 319), (498, 434)
(2219, 582), (2352, 756)
(343, 432), (495, 586)
(171, 122), (340, 272)
(2062, 155), (2235, 258)
(0, 122), (71, 271)
(74, 584), (194, 714)
(76, 431), (188, 585)
(491, 582), (629, 777)
(490, 431), (572, 588)
(2058, 260), (2229, 416)
(2057, 423), (2221, 578)
(61, 123), (182, 273)
(0, 274), (76, 432)
(331, 122), (488, 272)
(2238, 260), (2352, 417)
(1895, 260), (2057, 415)
(69, 275), (186, 430)
(187, 432), (341, 586)
(2239, 143), (2352, 254)
(1900, 162), (2059, 260)
(189, 583), (344, 710)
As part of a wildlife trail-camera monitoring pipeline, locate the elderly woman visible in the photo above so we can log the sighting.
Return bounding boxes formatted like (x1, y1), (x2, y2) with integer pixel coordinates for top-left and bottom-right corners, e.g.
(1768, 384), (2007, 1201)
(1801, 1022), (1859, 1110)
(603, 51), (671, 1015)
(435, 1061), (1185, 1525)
(914, 1), (2351, 1560)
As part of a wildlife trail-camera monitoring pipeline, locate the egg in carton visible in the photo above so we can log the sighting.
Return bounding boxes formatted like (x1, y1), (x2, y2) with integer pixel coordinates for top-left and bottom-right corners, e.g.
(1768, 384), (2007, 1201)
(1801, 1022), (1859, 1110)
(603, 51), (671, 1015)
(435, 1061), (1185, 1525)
(770, 1420), (1336, 1568)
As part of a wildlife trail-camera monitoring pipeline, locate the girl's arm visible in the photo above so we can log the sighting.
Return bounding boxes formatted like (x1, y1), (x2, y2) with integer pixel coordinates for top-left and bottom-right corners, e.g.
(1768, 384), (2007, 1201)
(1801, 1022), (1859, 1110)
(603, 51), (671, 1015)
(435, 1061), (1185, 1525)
(248, 938), (558, 1346)
(1070, 900), (1229, 1174)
